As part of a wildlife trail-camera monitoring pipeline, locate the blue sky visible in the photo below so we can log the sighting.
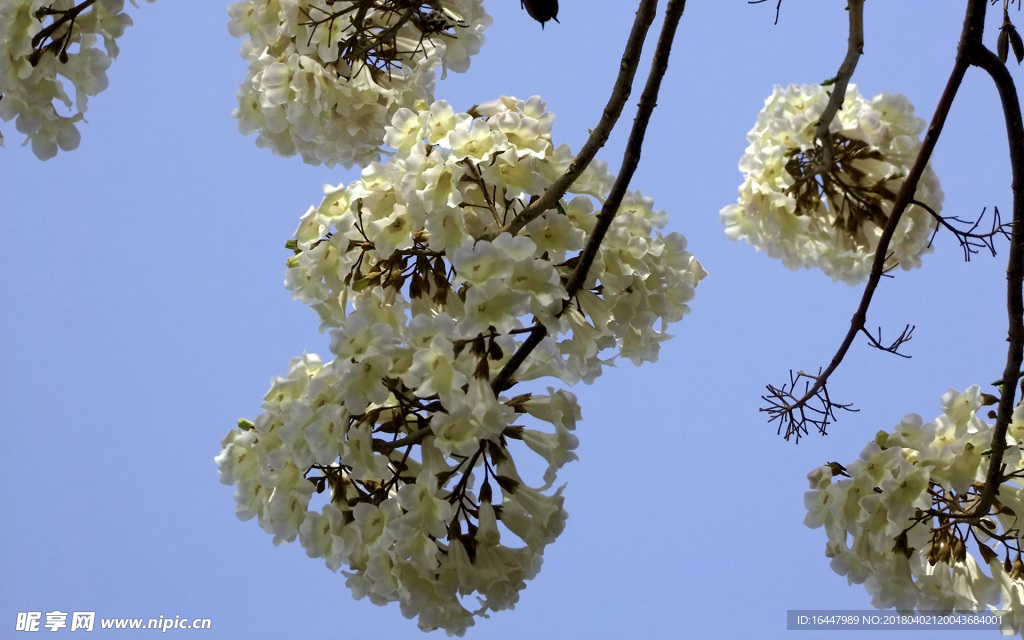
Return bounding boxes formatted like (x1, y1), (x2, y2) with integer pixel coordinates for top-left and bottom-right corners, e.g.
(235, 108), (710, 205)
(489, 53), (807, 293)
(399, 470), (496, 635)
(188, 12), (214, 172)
(1, 1), (1018, 638)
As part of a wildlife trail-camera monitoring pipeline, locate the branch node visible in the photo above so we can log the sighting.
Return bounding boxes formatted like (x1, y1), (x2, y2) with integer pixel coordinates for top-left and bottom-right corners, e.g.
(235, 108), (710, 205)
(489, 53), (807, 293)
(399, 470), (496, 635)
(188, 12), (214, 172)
(861, 324), (915, 358)
(761, 369), (858, 442)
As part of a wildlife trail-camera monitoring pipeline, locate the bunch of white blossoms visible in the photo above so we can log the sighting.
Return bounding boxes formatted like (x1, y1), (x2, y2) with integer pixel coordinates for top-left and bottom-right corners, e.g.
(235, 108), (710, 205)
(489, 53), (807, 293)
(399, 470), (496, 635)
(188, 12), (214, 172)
(0, 0), (152, 159)
(216, 95), (705, 634)
(720, 83), (943, 284)
(806, 387), (1024, 634)
(228, 0), (490, 168)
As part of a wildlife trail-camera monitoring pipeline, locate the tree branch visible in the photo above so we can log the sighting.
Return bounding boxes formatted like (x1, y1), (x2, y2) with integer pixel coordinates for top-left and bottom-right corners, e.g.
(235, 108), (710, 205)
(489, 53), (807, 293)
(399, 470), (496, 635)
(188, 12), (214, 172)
(491, 0), (689, 394)
(860, 324), (914, 358)
(765, 0), (987, 441)
(500, 0), (659, 237)
(950, 38), (1024, 522)
(814, 0), (865, 174)
(29, 0), (96, 66)
(922, 202), (1012, 261)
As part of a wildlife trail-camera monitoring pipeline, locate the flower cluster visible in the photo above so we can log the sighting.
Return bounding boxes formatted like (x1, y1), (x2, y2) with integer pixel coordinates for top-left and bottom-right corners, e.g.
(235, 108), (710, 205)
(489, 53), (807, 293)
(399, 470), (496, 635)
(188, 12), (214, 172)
(806, 387), (1024, 633)
(0, 0), (152, 159)
(217, 96), (705, 634)
(720, 83), (943, 284)
(228, 0), (490, 168)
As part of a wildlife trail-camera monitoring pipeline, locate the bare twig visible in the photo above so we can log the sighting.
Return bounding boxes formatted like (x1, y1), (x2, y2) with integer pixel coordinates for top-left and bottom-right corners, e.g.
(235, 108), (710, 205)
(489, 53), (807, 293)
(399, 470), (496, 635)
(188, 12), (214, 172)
(298, 1), (464, 81)
(860, 324), (914, 358)
(763, 370), (858, 439)
(924, 203), (1012, 261)
(29, 0), (96, 66)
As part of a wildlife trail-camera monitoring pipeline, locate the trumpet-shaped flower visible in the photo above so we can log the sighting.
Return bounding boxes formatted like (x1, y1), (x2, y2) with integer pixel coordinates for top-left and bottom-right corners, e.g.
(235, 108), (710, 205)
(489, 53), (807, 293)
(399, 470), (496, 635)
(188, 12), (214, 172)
(721, 84), (943, 284)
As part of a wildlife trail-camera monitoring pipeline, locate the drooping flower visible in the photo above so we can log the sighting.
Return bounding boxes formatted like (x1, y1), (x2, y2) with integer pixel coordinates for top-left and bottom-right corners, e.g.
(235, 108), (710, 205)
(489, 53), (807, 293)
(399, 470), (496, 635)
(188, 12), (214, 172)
(721, 84), (943, 284)
(227, 0), (491, 167)
(806, 386), (1024, 623)
(220, 96), (705, 634)
(0, 0), (155, 159)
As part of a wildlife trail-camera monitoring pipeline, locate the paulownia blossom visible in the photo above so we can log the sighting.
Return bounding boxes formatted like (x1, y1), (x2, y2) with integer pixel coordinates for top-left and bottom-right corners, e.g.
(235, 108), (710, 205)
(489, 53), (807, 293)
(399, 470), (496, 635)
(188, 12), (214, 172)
(720, 83), (943, 284)
(806, 387), (1024, 635)
(0, 0), (154, 159)
(217, 95), (705, 634)
(228, 0), (490, 168)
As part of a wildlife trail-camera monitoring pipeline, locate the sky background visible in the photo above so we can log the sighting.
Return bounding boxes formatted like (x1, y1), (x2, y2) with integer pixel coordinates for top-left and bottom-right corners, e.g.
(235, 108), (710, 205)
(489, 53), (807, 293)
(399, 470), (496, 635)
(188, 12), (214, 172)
(1, 1), (1020, 638)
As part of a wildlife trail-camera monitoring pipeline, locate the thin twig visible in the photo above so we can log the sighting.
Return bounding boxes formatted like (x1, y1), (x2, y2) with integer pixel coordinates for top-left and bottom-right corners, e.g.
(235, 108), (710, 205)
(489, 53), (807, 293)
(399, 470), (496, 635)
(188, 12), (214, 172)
(922, 202), (1011, 261)
(28, 0), (96, 66)
(860, 324), (914, 358)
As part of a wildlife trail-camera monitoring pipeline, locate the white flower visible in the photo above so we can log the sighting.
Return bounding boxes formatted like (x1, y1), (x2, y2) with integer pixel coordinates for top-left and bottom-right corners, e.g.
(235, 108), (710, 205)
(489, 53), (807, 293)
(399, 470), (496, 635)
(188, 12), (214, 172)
(519, 390), (580, 488)
(340, 421), (390, 482)
(299, 503), (353, 571)
(266, 479), (315, 545)
(335, 355), (391, 415)
(304, 404), (349, 465)
(390, 472), (452, 539)
(403, 334), (467, 403)
(450, 234), (534, 286)
(0, 0), (153, 158)
(219, 95), (706, 635)
(353, 500), (402, 549)
(721, 84), (943, 284)
(228, 0), (491, 167)
(215, 428), (259, 485)
(806, 385), (1022, 620)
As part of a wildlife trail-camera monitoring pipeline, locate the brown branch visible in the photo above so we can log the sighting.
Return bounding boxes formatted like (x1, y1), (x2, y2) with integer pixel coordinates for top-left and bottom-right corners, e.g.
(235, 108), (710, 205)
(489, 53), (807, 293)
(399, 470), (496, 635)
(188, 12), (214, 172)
(813, 0), (865, 175)
(561, 1), (686, 300)
(499, 0), (659, 238)
(375, 426), (430, 453)
(860, 324), (914, 358)
(491, 0), (689, 394)
(922, 202), (1012, 261)
(766, 0), (987, 441)
(29, 0), (96, 66)
(763, 369), (857, 438)
(950, 38), (1024, 521)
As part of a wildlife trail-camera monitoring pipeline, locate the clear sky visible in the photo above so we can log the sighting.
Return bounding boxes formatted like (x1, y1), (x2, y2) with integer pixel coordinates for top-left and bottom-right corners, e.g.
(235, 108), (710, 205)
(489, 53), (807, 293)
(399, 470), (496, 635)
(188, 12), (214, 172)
(1, 1), (1018, 638)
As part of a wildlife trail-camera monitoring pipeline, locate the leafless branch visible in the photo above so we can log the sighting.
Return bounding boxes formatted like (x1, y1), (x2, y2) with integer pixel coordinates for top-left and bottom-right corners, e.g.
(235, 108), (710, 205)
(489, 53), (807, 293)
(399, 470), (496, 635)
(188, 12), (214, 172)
(765, 0), (985, 440)
(860, 324), (914, 358)
(28, 0), (96, 66)
(924, 203), (1012, 261)
(814, 0), (865, 176)
(298, 1), (466, 82)
(762, 369), (858, 441)
(945, 21), (1024, 522)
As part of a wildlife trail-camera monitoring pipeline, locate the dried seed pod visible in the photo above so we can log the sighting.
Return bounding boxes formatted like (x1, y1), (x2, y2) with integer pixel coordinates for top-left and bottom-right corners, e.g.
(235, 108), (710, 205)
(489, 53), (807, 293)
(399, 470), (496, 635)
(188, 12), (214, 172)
(1011, 24), (1024, 64)
(521, 0), (559, 28)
